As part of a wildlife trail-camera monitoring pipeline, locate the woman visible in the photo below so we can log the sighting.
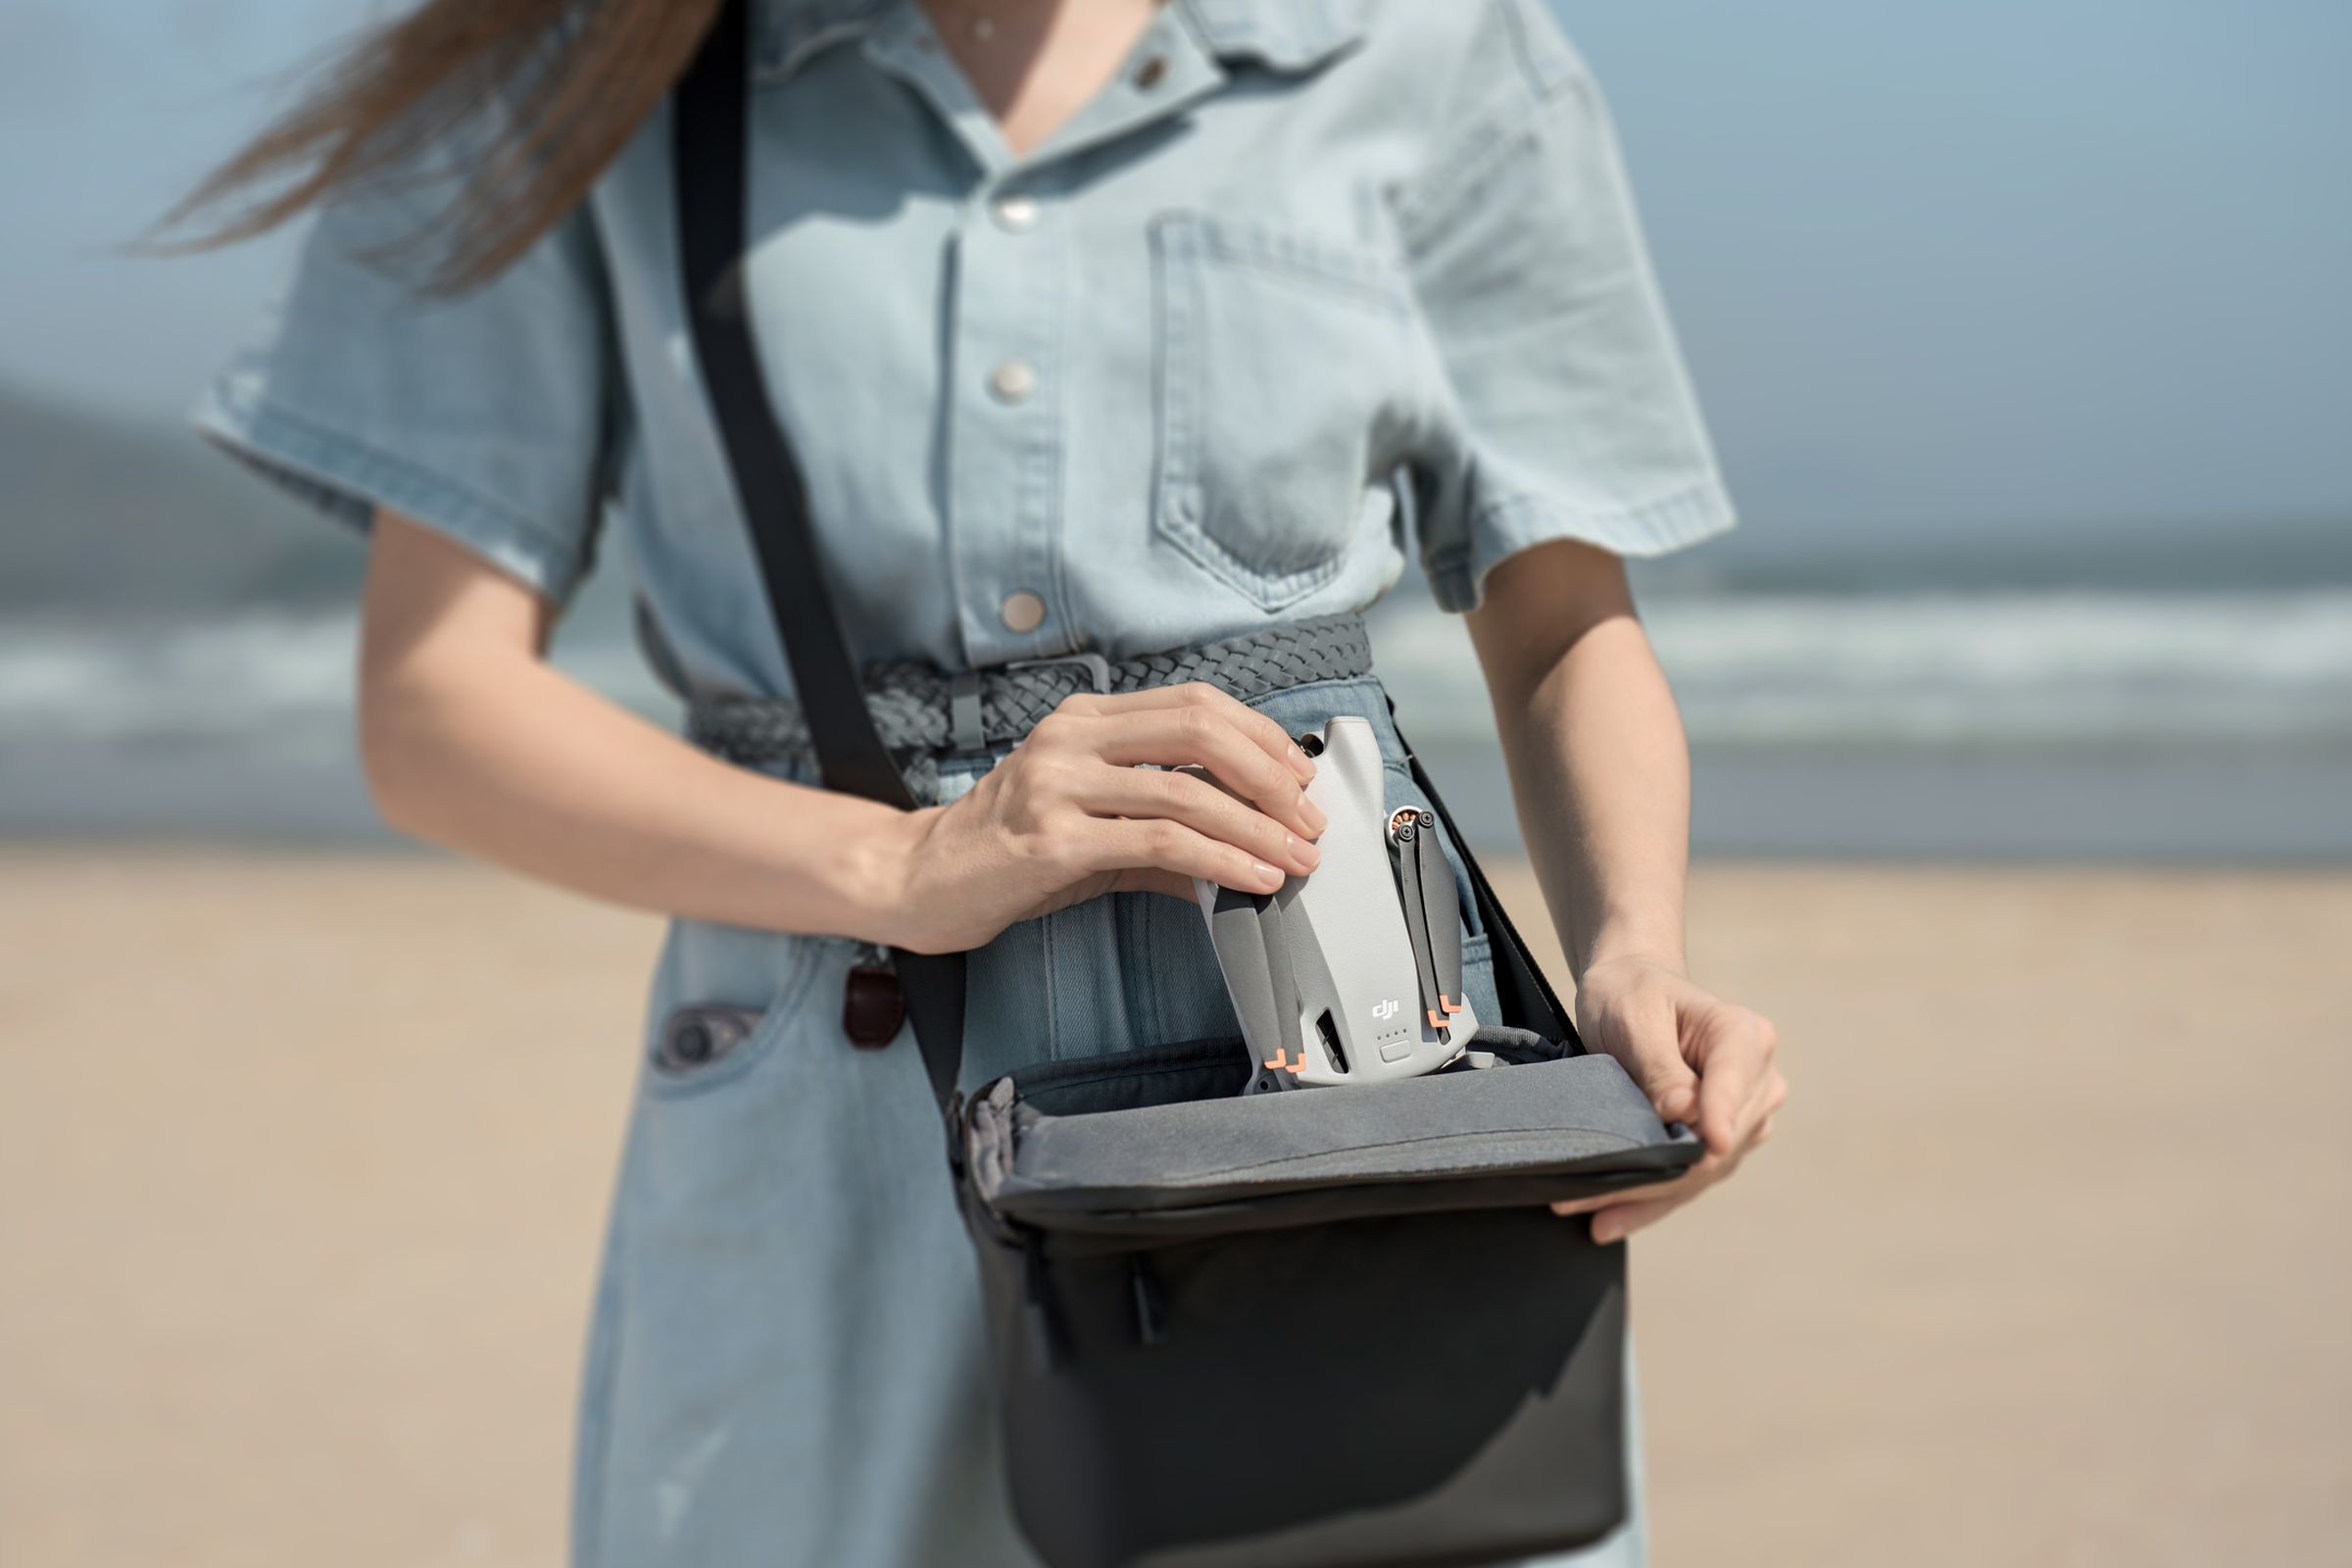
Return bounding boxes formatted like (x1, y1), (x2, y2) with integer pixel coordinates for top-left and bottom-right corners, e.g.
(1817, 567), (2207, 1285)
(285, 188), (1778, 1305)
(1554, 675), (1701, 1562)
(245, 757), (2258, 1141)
(179, 0), (1785, 1562)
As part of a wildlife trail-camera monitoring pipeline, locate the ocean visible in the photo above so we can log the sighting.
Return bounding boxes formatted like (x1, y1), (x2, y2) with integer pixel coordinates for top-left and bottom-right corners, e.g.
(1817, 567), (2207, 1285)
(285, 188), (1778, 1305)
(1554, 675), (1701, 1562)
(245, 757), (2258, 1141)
(5, 578), (2347, 860)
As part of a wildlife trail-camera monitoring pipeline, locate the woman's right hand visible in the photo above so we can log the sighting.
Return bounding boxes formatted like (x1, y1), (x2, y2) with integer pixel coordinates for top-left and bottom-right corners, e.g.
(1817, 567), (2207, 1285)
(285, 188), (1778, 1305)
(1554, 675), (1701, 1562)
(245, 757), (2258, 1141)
(873, 683), (1329, 955)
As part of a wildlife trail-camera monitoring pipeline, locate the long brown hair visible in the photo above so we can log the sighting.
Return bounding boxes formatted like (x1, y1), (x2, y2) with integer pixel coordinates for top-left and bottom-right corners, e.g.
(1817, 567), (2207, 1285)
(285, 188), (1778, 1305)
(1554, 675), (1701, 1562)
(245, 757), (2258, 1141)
(159, 0), (722, 293)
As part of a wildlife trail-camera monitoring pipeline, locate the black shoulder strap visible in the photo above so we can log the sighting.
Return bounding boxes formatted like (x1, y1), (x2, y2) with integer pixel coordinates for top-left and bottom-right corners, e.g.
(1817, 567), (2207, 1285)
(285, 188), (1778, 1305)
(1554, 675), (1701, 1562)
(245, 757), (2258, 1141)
(675, 0), (967, 1105)
(675, 0), (1578, 1101)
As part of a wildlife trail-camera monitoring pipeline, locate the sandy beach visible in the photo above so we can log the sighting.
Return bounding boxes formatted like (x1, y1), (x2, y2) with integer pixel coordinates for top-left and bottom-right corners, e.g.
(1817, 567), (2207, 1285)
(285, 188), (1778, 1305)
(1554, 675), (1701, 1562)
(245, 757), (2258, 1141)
(2, 849), (2347, 1567)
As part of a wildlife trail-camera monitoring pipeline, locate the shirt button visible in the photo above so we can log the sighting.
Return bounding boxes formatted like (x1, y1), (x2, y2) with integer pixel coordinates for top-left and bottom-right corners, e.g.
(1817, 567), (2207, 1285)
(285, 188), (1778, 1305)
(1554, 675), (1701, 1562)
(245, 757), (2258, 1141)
(1133, 54), (1168, 89)
(992, 195), (1039, 233)
(1000, 591), (1048, 633)
(989, 360), (1037, 403)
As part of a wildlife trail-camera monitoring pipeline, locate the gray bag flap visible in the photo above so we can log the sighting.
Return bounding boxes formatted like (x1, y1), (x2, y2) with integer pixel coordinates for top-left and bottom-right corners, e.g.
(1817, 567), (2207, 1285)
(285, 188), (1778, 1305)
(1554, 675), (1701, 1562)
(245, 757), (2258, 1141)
(980, 1054), (1686, 1226)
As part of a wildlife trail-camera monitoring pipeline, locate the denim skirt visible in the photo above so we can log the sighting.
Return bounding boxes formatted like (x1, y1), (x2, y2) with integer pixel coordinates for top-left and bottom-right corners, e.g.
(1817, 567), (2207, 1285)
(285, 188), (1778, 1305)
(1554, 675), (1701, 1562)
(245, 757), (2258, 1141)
(569, 675), (1648, 1567)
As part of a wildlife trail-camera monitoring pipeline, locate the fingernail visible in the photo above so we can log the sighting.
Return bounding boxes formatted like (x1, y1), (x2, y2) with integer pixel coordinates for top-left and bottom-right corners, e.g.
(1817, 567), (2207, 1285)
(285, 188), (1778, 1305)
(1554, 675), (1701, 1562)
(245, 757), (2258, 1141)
(1592, 1218), (1620, 1245)
(1299, 796), (1328, 833)
(1289, 834), (1320, 868)
(1289, 743), (1315, 778)
(1250, 860), (1283, 887)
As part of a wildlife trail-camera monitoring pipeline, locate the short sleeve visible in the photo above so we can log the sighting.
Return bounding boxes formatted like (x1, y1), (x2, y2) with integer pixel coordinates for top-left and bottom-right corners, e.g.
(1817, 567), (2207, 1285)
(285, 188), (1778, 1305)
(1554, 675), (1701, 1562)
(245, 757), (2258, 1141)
(1396, 0), (1735, 612)
(190, 128), (617, 606)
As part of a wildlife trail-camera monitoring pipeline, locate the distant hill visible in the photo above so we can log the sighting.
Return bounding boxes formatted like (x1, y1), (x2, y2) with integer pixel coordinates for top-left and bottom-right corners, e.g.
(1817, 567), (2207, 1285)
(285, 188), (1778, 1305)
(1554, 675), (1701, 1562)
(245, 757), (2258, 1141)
(0, 381), (365, 613)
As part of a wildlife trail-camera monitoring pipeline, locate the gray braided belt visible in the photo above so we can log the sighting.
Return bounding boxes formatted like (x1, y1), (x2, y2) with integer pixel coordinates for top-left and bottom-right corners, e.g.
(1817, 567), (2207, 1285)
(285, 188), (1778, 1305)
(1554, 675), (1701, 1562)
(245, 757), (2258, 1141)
(688, 612), (1374, 766)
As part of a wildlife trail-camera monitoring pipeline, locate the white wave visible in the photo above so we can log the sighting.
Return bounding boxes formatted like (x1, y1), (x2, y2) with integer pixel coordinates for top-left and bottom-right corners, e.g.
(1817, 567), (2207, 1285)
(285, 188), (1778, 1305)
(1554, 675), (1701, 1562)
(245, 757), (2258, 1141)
(1376, 590), (2352, 748)
(0, 613), (360, 741)
(3, 592), (2350, 751)
(0, 611), (674, 742)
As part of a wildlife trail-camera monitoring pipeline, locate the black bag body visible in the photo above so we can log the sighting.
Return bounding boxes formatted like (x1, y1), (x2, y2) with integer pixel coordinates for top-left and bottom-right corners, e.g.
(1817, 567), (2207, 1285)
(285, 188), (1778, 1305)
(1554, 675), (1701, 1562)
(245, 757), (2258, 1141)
(671, 5), (1701, 1562)
(954, 1032), (1696, 1568)
(979, 1198), (1629, 1568)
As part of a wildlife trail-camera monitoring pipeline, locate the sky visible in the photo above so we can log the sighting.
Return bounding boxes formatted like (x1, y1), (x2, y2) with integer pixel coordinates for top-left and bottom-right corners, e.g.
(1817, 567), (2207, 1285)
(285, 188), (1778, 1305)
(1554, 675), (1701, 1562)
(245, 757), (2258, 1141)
(2, 0), (2347, 561)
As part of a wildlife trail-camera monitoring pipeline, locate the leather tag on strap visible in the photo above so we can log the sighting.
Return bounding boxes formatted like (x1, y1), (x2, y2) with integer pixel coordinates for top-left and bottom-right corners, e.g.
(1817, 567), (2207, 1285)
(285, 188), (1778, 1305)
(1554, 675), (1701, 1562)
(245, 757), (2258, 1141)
(844, 954), (907, 1051)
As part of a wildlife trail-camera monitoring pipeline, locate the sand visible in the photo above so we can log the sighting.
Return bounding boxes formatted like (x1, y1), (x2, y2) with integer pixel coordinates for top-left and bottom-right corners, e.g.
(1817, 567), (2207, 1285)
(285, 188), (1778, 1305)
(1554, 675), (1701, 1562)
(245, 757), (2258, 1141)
(1, 850), (2347, 1567)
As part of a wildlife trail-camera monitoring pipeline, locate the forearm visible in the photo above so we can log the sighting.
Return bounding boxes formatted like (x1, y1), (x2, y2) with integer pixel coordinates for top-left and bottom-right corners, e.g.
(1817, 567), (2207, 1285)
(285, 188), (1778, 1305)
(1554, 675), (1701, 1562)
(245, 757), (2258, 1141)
(357, 508), (919, 945)
(1466, 542), (1690, 983)
(363, 649), (918, 944)
(1471, 544), (1787, 1239)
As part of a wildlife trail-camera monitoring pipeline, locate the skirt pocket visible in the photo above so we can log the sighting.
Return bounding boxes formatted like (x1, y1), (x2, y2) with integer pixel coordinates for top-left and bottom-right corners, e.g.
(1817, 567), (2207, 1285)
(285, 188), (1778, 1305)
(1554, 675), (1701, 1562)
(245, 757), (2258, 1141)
(639, 932), (826, 1101)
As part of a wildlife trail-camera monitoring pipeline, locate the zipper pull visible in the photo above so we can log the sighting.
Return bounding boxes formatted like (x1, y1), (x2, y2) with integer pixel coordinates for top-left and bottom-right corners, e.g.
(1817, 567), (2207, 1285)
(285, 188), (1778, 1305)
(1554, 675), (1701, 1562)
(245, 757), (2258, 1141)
(1022, 1230), (1063, 1370)
(842, 942), (906, 1051)
(1129, 1253), (1170, 1347)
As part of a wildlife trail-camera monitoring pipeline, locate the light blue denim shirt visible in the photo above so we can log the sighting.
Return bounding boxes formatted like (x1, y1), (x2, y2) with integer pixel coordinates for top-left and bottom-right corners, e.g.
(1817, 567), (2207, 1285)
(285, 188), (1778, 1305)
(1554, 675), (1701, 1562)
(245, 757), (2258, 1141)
(194, 5), (1722, 1565)
(195, 0), (1731, 702)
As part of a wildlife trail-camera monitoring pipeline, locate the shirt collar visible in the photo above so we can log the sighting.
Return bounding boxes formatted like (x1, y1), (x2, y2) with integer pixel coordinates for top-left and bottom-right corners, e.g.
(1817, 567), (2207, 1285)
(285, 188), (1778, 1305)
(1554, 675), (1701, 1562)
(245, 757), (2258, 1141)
(1175, 0), (1367, 72)
(754, 0), (1366, 84)
(756, 0), (893, 84)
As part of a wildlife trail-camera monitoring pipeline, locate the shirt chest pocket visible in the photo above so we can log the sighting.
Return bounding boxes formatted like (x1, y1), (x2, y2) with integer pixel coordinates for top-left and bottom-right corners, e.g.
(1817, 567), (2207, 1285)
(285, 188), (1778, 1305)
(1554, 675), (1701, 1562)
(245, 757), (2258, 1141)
(1149, 213), (1418, 612)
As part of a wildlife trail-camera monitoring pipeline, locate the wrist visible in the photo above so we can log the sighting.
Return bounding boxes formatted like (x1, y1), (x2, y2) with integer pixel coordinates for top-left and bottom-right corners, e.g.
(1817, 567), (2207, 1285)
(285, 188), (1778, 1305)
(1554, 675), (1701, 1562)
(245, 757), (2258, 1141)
(818, 802), (939, 951)
(1580, 935), (1687, 986)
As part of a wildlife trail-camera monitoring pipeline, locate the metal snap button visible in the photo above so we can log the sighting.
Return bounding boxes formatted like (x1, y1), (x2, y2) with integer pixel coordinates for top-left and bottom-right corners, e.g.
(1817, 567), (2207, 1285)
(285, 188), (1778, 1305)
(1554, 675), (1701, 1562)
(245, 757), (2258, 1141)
(1133, 54), (1168, 89)
(655, 1004), (758, 1075)
(1000, 591), (1048, 633)
(993, 195), (1039, 233)
(989, 360), (1037, 403)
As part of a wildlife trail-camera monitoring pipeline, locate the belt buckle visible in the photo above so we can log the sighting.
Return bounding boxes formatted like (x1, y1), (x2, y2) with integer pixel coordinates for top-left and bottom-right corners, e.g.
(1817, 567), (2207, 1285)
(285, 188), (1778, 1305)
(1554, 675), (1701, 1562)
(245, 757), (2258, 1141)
(1004, 651), (1113, 696)
(949, 652), (1113, 758)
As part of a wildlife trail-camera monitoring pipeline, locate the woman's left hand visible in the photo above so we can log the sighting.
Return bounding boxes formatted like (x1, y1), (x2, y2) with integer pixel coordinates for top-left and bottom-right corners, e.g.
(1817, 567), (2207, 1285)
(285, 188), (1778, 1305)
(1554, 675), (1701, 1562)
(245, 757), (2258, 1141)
(1549, 956), (1788, 1244)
